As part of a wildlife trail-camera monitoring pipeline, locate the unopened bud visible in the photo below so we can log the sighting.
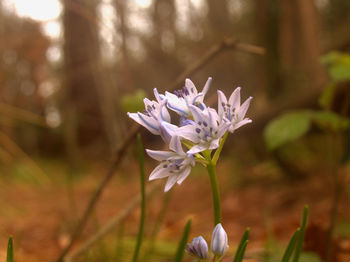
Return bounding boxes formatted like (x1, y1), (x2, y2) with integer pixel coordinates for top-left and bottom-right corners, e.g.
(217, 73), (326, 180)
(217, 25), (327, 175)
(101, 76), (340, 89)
(211, 223), (228, 255)
(186, 236), (209, 259)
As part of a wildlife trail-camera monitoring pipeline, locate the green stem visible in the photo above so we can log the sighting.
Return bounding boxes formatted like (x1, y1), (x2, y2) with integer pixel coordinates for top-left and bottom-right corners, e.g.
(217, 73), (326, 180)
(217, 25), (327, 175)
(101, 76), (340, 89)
(132, 134), (146, 262)
(206, 161), (222, 225)
(212, 132), (228, 165)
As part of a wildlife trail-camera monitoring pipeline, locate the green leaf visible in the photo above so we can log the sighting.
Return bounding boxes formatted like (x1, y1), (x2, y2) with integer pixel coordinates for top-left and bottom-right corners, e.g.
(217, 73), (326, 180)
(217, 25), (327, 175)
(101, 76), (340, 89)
(233, 228), (250, 262)
(320, 51), (350, 82)
(299, 252), (322, 262)
(329, 64), (350, 82)
(292, 205), (309, 262)
(173, 219), (192, 262)
(282, 229), (300, 262)
(264, 111), (312, 151)
(132, 134), (146, 262)
(319, 83), (336, 109)
(121, 89), (147, 113)
(7, 236), (14, 262)
(233, 240), (248, 262)
(310, 111), (349, 132)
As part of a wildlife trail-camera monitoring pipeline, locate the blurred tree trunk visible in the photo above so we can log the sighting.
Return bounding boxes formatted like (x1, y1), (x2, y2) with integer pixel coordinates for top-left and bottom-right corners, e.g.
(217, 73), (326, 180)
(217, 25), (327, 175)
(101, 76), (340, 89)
(327, 0), (350, 51)
(279, 0), (324, 91)
(206, 0), (231, 36)
(114, 0), (134, 92)
(254, 0), (281, 98)
(62, 0), (105, 162)
(152, 0), (177, 48)
(148, 0), (180, 82)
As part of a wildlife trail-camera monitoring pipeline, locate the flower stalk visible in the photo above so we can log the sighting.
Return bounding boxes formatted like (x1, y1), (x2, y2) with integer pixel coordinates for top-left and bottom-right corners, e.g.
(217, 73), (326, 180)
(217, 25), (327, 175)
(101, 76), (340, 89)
(203, 150), (222, 226)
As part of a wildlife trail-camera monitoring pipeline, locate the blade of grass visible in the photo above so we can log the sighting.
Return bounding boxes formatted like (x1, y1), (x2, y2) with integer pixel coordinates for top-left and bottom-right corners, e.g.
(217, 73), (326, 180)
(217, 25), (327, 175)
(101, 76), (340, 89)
(7, 236), (14, 262)
(144, 191), (173, 261)
(132, 134), (146, 262)
(282, 229), (300, 262)
(233, 240), (248, 262)
(174, 218), (192, 262)
(292, 205), (309, 262)
(233, 228), (250, 262)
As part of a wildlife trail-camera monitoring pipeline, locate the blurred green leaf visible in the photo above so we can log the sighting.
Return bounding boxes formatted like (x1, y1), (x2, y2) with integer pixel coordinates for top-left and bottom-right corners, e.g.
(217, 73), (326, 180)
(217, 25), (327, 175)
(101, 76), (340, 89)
(319, 83), (336, 109)
(121, 89), (147, 113)
(132, 134), (146, 262)
(329, 65), (350, 82)
(321, 51), (350, 82)
(173, 218), (192, 262)
(233, 228), (249, 262)
(335, 219), (350, 237)
(299, 252), (322, 262)
(310, 111), (349, 132)
(264, 111), (312, 151)
(292, 205), (309, 262)
(282, 229), (300, 262)
(7, 236), (14, 262)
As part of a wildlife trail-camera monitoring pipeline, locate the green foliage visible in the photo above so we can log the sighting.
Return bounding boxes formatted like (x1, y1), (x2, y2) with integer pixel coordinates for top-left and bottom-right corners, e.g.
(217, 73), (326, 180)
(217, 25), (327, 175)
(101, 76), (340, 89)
(132, 134), (146, 262)
(298, 252), (321, 262)
(7, 236), (14, 262)
(320, 51), (350, 109)
(311, 111), (349, 131)
(319, 83), (336, 109)
(264, 110), (350, 151)
(173, 219), (192, 262)
(121, 89), (147, 113)
(264, 111), (311, 151)
(233, 228), (250, 262)
(282, 229), (300, 262)
(335, 218), (350, 237)
(292, 205), (309, 262)
(320, 51), (350, 82)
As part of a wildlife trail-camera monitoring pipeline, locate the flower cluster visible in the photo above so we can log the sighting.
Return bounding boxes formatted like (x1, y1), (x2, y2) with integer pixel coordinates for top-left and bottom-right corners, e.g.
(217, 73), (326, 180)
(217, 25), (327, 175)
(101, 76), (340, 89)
(186, 223), (228, 260)
(128, 77), (252, 191)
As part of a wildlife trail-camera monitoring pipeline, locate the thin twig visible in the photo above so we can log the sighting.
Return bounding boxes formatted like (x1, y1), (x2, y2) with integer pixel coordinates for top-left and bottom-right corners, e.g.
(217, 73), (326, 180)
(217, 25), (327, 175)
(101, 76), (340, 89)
(55, 37), (265, 262)
(0, 131), (48, 180)
(0, 102), (48, 127)
(64, 183), (160, 262)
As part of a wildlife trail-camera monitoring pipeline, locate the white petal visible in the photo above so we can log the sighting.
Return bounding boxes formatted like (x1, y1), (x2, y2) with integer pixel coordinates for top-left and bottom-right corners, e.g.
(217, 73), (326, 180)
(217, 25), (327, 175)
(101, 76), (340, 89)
(178, 125), (200, 143)
(189, 105), (204, 124)
(209, 139), (220, 150)
(128, 112), (159, 135)
(165, 91), (188, 115)
(159, 121), (178, 143)
(239, 96), (252, 119)
(187, 144), (209, 154)
(208, 107), (219, 129)
(176, 166), (191, 185)
(146, 149), (177, 161)
(228, 87), (241, 110)
(185, 78), (198, 95)
(202, 77), (212, 97)
(153, 88), (164, 103)
(169, 136), (185, 155)
(159, 100), (171, 122)
(217, 90), (227, 117)
(164, 175), (178, 192)
(217, 122), (230, 138)
(149, 164), (171, 180)
(234, 118), (252, 130)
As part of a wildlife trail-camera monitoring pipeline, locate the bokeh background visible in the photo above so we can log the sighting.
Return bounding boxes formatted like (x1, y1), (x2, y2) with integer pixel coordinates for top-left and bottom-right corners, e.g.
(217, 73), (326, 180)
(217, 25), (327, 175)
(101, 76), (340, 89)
(0, 0), (350, 261)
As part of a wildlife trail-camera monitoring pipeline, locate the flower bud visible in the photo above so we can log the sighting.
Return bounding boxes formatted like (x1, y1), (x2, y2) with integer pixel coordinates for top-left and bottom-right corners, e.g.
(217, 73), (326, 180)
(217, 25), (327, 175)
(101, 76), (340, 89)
(211, 223), (228, 255)
(186, 236), (209, 259)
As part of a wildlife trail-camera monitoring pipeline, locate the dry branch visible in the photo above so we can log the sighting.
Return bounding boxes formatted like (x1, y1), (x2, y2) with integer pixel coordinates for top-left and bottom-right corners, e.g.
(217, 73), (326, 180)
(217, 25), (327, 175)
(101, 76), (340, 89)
(0, 102), (48, 127)
(64, 183), (160, 262)
(55, 37), (265, 262)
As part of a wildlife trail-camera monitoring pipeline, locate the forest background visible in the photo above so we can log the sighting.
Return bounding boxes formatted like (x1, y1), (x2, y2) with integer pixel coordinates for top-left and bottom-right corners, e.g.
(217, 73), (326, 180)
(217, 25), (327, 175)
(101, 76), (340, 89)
(0, 0), (350, 261)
